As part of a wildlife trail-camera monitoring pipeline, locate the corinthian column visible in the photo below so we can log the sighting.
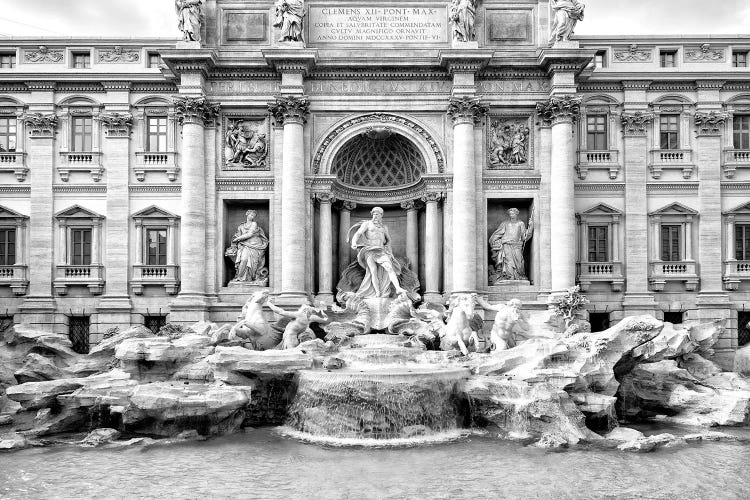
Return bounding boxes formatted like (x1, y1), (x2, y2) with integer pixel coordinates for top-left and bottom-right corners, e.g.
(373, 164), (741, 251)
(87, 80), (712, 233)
(422, 192), (443, 302)
(172, 96), (219, 317)
(316, 193), (335, 304)
(448, 97), (487, 294)
(269, 96), (310, 304)
(537, 96), (580, 294)
(401, 200), (419, 272)
(338, 201), (356, 274)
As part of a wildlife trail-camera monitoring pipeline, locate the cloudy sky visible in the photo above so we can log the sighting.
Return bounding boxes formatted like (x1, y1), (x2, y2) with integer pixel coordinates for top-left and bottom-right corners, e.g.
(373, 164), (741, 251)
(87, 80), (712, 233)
(0, 0), (748, 38)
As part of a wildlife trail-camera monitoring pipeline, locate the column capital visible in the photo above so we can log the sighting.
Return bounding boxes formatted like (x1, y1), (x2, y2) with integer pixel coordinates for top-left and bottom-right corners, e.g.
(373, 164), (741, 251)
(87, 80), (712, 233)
(268, 95), (310, 126)
(23, 112), (57, 138)
(173, 96), (220, 126)
(694, 111), (730, 136)
(536, 95), (581, 125)
(400, 200), (418, 211)
(96, 112), (133, 138)
(314, 192), (336, 204)
(620, 111), (655, 137)
(421, 192), (444, 203)
(341, 200), (357, 211)
(447, 96), (487, 125)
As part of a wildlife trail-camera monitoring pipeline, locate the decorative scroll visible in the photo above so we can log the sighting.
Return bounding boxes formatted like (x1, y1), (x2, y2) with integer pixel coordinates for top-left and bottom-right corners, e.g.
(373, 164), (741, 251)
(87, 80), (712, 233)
(98, 46), (140, 63)
(613, 44), (652, 63)
(24, 46), (63, 63)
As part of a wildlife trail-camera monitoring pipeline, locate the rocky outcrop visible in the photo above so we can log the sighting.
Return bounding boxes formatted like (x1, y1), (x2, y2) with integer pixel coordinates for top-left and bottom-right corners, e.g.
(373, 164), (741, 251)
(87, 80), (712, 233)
(88, 325), (154, 358)
(6, 379), (84, 410)
(734, 344), (750, 377)
(0, 432), (28, 451)
(14, 353), (69, 383)
(206, 347), (313, 382)
(80, 428), (121, 447)
(115, 335), (215, 381)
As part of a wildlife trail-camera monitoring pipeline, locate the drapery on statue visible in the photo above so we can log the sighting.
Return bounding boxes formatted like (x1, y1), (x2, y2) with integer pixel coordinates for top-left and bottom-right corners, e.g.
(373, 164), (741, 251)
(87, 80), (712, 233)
(225, 210), (269, 285)
(449, 0), (476, 42)
(349, 207), (407, 299)
(273, 0), (305, 42)
(549, 0), (585, 44)
(489, 207), (534, 282)
(175, 0), (202, 42)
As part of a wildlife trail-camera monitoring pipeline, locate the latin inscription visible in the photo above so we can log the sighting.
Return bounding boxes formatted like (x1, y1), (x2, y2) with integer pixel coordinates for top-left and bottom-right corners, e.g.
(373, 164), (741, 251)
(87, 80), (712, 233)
(309, 5), (447, 44)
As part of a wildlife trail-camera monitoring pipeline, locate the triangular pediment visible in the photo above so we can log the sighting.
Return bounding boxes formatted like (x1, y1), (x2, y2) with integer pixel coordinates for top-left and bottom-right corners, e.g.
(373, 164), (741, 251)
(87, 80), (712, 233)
(649, 202), (698, 216)
(131, 205), (178, 219)
(579, 203), (622, 216)
(0, 205), (28, 219)
(724, 201), (750, 215)
(55, 204), (103, 220)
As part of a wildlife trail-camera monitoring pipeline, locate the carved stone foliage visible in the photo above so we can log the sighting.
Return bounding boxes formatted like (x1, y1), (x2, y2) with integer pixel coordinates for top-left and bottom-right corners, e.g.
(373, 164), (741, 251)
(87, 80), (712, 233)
(268, 96), (309, 125)
(224, 118), (268, 169)
(620, 112), (655, 137)
(24, 45), (63, 63)
(447, 96), (488, 125)
(488, 117), (531, 169)
(96, 112), (133, 137)
(173, 96), (220, 126)
(694, 111), (729, 135)
(536, 96), (581, 124)
(613, 44), (652, 63)
(23, 113), (58, 138)
(685, 44), (724, 62)
(97, 46), (140, 63)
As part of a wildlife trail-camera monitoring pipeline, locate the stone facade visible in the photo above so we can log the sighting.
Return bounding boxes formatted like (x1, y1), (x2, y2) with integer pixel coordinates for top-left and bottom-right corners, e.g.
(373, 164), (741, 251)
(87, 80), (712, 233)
(1, 2), (750, 368)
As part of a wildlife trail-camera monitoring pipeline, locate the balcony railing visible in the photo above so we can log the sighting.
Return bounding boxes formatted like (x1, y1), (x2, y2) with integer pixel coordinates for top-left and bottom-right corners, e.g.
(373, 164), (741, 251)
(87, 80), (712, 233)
(53, 264), (104, 295)
(134, 151), (178, 182)
(723, 149), (750, 178)
(577, 261), (624, 292)
(58, 151), (104, 182)
(0, 264), (28, 295)
(649, 149), (694, 179)
(131, 264), (179, 295)
(576, 150), (621, 180)
(0, 152), (28, 181)
(723, 260), (750, 290)
(649, 261), (699, 291)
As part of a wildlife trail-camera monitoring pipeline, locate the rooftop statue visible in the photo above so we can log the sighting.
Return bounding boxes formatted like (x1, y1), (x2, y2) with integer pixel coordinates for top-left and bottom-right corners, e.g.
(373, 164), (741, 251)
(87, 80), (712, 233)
(274, 0), (305, 42)
(175, 0), (202, 43)
(449, 0), (477, 42)
(549, 0), (585, 45)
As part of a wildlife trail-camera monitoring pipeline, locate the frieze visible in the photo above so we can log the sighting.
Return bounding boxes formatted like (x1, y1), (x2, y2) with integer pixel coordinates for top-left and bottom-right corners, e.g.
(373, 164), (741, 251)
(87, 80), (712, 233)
(330, 178), (432, 204)
(487, 115), (532, 170)
(215, 178), (274, 191)
(578, 83), (624, 92)
(0, 185), (30, 194)
(209, 80), (281, 95)
(307, 80), (452, 95)
(23, 45), (63, 63)
(722, 183), (750, 193)
(132, 83), (179, 93)
(97, 46), (140, 63)
(53, 185), (107, 194)
(646, 183), (699, 193)
(684, 44), (725, 62)
(613, 44), (652, 63)
(0, 83), (29, 93)
(482, 177), (541, 190)
(648, 82), (697, 92)
(574, 183), (625, 192)
(311, 70), (449, 79)
(129, 185), (182, 193)
(56, 83), (106, 93)
(478, 80), (550, 94)
(223, 117), (269, 169)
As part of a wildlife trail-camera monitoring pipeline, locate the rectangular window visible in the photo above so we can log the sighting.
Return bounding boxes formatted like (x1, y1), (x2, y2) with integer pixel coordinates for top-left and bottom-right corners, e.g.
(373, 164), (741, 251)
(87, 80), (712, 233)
(661, 225), (681, 261)
(72, 52), (91, 69)
(660, 50), (677, 68)
(735, 224), (750, 261)
(148, 53), (162, 68)
(71, 116), (93, 151)
(733, 51), (749, 68)
(586, 115), (608, 150)
(663, 311), (684, 325)
(146, 228), (167, 265)
(71, 228), (92, 265)
(146, 116), (168, 152)
(587, 226), (608, 262)
(0, 228), (15, 266)
(68, 316), (90, 354)
(734, 115), (750, 150)
(0, 53), (16, 69)
(144, 315), (167, 335)
(594, 50), (607, 68)
(660, 114), (680, 150)
(0, 117), (17, 152)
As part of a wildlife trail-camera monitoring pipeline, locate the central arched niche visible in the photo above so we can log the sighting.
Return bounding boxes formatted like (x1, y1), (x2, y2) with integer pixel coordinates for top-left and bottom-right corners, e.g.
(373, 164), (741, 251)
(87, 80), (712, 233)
(331, 128), (425, 189)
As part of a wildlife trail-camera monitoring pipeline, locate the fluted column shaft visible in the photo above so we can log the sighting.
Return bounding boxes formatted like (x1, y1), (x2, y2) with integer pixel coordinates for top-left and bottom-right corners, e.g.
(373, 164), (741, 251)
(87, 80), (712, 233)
(423, 193), (442, 300)
(402, 200), (419, 271)
(338, 201), (356, 274)
(316, 194), (334, 301)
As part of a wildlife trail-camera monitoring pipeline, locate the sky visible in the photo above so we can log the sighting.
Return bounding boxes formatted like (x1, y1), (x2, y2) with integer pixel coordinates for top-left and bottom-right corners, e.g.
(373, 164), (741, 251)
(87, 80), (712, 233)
(0, 0), (748, 38)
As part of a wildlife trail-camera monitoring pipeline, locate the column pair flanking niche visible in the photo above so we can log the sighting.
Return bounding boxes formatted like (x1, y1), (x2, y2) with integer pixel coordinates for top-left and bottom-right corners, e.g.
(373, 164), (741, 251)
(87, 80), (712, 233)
(223, 200), (270, 289)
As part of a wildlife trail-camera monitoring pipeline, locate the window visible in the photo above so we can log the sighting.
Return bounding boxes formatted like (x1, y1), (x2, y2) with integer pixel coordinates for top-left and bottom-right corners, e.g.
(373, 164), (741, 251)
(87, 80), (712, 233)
(68, 316), (90, 354)
(147, 53), (162, 68)
(144, 315), (167, 334)
(587, 226), (608, 262)
(733, 51), (749, 68)
(0, 228), (15, 266)
(661, 225), (681, 261)
(734, 115), (750, 150)
(0, 53), (16, 69)
(663, 311), (684, 324)
(594, 50), (607, 68)
(586, 115), (608, 150)
(71, 52), (91, 69)
(588, 313), (610, 331)
(71, 116), (93, 151)
(738, 312), (750, 347)
(146, 228), (167, 265)
(735, 224), (750, 260)
(660, 114), (680, 150)
(660, 50), (677, 68)
(71, 228), (92, 265)
(146, 116), (168, 152)
(0, 117), (16, 152)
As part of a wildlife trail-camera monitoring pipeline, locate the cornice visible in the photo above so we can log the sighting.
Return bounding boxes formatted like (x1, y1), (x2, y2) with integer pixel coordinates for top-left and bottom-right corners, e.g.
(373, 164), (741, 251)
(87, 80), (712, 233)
(646, 183), (699, 192)
(216, 177), (275, 191)
(574, 183), (625, 192)
(483, 177), (541, 189)
(129, 184), (182, 193)
(0, 185), (30, 194)
(53, 185), (107, 194)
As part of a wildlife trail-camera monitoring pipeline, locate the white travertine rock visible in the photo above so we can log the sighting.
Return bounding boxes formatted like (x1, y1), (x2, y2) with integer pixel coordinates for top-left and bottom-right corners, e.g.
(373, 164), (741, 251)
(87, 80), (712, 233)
(6, 379), (84, 410)
(206, 346), (313, 381)
(0, 432), (28, 450)
(733, 344), (750, 377)
(604, 427), (645, 442)
(80, 428), (121, 447)
(14, 353), (68, 383)
(88, 325), (154, 357)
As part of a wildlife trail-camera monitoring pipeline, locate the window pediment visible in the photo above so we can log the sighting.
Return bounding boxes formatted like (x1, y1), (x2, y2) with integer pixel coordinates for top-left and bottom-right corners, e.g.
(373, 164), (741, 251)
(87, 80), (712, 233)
(579, 203), (622, 216)
(132, 205), (178, 220)
(649, 202), (698, 217)
(55, 204), (103, 221)
(0, 205), (28, 221)
(724, 201), (750, 216)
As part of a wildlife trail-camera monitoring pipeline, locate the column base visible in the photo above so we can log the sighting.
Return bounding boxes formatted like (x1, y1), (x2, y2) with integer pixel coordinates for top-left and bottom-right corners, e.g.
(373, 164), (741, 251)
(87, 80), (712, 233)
(169, 293), (211, 325)
(18, 296), (57, 332)
(275, 291), (310, 307)
(622, 292), (658, 316)
(694, 292), (731, 322)
(96, 296), (134, 338)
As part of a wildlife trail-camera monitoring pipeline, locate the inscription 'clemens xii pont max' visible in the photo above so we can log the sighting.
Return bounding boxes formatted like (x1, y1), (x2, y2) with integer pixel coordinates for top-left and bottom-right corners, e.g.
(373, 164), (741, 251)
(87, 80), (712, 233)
(309, 5), (448, 44)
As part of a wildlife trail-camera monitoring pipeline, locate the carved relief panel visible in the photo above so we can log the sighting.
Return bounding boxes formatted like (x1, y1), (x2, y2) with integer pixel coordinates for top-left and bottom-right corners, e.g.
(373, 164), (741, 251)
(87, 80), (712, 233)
(222, 116), (270, 170)
(487, 115), (532, 170)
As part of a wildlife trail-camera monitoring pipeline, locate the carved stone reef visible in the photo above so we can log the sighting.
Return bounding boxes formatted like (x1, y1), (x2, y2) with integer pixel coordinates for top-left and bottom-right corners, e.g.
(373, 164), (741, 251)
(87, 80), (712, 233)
(0, 310), (749, 452)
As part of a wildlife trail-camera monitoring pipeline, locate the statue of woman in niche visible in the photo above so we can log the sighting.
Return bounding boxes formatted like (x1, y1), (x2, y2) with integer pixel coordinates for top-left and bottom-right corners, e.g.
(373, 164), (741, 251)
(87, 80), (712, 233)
(175, 0), (202, 42)
(226, 210), (269, 285)
(449, 0), (476, 42)
(489, 207), (534, 282)
(273, 0), (305, 42)
(549, 0), (585, 44)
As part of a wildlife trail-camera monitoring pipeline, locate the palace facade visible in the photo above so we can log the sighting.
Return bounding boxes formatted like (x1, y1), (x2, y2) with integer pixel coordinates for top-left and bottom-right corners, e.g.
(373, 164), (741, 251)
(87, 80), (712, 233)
(1, 1), (750, 368)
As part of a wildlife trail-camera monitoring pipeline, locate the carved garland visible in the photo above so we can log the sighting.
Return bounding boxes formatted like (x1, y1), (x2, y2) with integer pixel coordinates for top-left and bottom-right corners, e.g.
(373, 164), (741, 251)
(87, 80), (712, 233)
(620, 112), (655, 137)
(312, 113), (445, 174)
(694, 111), (729, 135)
(173, 96), (220, 126)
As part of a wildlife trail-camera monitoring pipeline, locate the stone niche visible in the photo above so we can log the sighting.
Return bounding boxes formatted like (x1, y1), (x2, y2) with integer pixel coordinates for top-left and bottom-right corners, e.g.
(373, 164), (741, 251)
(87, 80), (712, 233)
(486, 199), (534, 286)
(223, 200), (270, 288)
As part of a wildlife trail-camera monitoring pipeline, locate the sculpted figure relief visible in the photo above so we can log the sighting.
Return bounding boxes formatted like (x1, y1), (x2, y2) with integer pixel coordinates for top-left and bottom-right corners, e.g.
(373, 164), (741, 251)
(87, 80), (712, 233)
(489, 120), (530, 168)
(549, 0), (585, 44)
(449, 0), (476, 42)
(225, 210), (269, 285)
(489, 208), (534, 283)
(274, 0), (305, 42)
(175, 0), (203, 42)
(225, 120), (267, 168)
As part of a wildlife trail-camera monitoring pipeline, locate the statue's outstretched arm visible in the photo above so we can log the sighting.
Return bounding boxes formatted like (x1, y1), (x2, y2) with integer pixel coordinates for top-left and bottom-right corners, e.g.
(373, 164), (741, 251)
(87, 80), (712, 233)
(266, 302), (295, 318)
